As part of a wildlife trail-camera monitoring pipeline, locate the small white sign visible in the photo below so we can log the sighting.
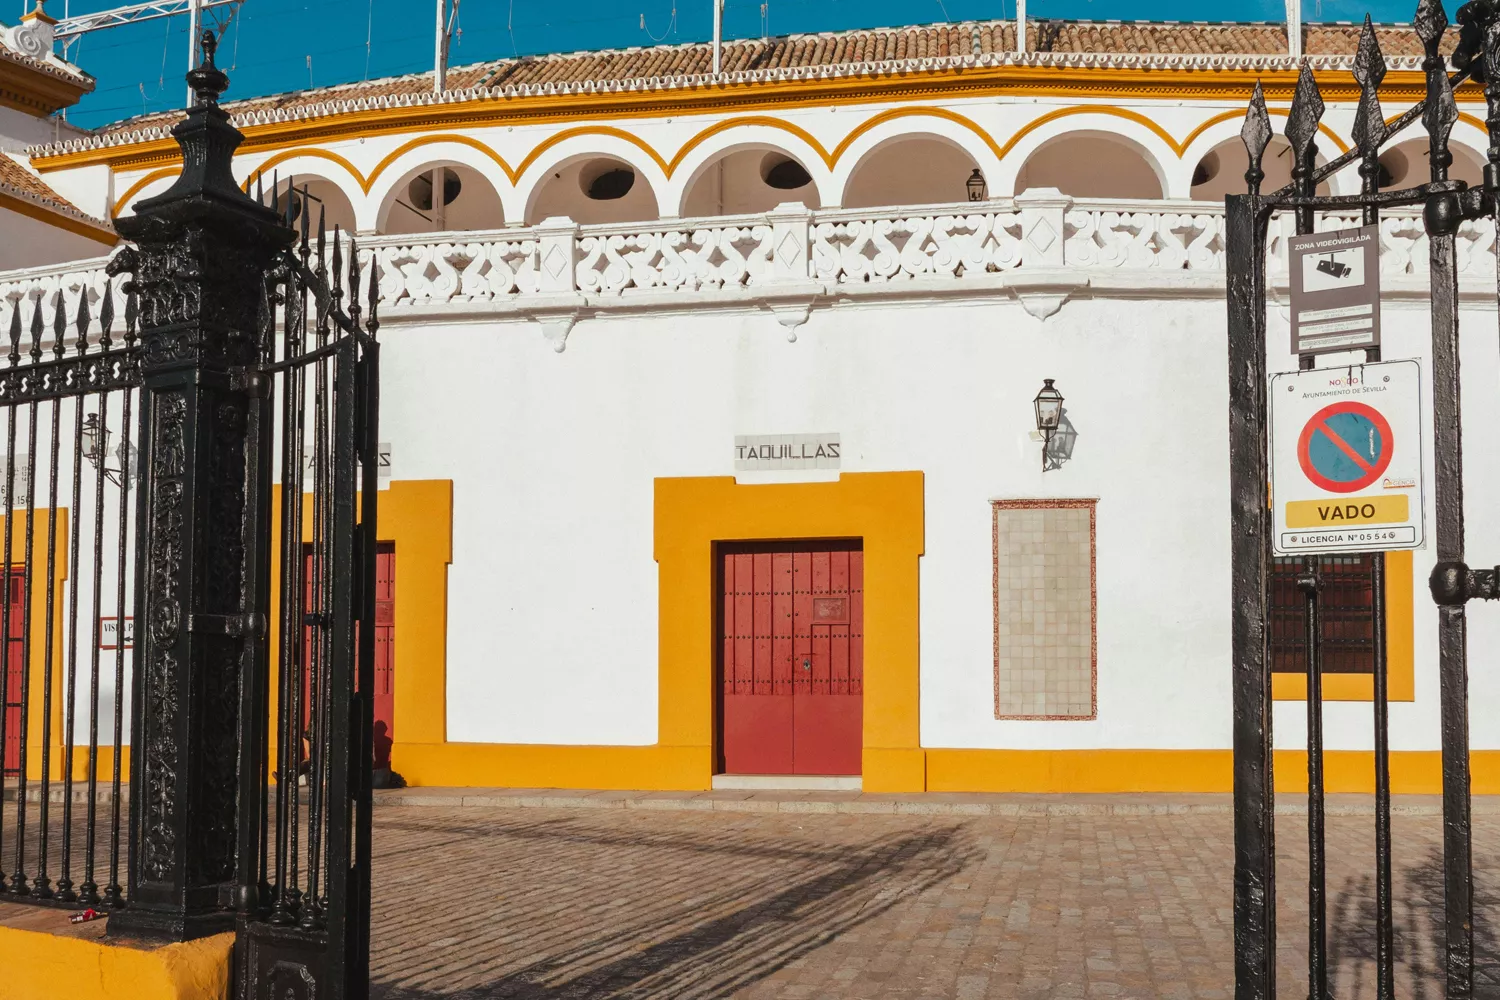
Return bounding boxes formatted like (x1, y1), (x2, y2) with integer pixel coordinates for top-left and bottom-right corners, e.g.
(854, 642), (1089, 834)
(1270, 360), (1425, 555)
(100, 616), (134, 650)
(735, 434), (841, 472)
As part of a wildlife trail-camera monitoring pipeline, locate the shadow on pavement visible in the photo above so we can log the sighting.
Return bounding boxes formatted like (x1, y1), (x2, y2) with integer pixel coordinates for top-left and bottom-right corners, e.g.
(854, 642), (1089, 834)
(370, 819), (978, 999)
(1328, 844), (1500, 999)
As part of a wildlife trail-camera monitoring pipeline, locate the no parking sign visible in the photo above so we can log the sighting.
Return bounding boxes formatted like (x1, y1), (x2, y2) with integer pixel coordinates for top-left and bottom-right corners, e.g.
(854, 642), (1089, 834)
(1270, 359), (1425, 554)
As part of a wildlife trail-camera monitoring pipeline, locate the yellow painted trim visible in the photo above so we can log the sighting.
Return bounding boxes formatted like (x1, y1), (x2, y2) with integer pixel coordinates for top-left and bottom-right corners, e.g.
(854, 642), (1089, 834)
(364, 134), (518, 190)
(240, 147), (368, 194)
(111, 168), (178, 219)
(396, 472), (926, 791)
(1273, 550), (1414, 702)
(927, 749), (1500, 795)
(668, 115), (835, 172)
(380, 480), (451, 747)
(397, 743), (709, 790)
(831, 105), (1005, 166)
(0, 193), (116, 245)
(35, 63), (1481, 174)
(269, 480), (452, 770)
(655, 472), (925, 792)
(1180, 107), (1351, 156)
(0, 925), (232, 1000)
(513, 124), (673, 181)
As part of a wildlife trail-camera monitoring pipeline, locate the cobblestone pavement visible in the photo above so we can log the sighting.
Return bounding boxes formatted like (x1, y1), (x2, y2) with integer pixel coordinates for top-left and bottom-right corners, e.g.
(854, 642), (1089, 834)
(369, 804), (1499, 999)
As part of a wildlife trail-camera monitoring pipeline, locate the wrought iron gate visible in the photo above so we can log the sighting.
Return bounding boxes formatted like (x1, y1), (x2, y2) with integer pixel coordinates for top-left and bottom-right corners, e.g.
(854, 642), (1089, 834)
(0, 32), (392, 999)
(1226, 2), (1495, 997)
(231, 193), (380, 1000)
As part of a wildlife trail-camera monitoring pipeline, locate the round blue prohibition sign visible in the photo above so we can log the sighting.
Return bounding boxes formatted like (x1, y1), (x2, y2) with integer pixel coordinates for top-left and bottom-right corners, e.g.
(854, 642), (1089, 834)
(1296, 401), (1394, 494)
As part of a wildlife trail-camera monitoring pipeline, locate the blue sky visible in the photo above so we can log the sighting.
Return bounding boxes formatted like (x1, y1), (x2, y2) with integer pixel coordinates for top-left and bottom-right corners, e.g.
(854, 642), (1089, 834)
(25, 0), (1424, 129)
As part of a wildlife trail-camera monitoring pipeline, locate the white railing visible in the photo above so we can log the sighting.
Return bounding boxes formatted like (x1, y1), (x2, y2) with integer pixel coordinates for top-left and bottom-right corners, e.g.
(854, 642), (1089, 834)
(3, 191), (1498, 334)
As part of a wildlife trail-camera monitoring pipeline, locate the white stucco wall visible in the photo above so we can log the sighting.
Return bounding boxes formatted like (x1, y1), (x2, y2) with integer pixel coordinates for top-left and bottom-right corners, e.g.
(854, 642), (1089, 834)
(0, 206), (108, 268)
(368, 285), (1498, 755)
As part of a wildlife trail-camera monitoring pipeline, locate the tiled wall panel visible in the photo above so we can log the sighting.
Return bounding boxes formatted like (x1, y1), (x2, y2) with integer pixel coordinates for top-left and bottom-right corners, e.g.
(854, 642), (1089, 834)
(992, 499), (1097, 719)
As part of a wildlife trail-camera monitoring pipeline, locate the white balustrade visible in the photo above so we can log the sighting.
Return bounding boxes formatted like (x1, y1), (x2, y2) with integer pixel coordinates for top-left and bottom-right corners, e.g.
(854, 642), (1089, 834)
(2, 196), (1497, 326)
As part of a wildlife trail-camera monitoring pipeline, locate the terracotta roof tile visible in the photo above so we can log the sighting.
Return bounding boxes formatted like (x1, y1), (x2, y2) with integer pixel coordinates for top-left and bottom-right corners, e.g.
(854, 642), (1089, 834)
(71, 18), (1455, 147)
(0, 153), (109, 230)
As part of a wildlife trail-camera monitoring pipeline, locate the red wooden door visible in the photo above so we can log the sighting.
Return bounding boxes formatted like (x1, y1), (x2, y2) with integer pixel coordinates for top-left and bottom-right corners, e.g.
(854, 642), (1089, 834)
(720, 542), (863, 776)
(302, 544), (395, 770)
(372, 544), (395, 770)
(3, 572), (21, 775)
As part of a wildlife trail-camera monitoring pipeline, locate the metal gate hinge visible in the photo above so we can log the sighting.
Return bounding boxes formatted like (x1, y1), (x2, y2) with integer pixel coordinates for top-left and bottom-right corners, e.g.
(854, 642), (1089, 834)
(188, 612), (267, 638)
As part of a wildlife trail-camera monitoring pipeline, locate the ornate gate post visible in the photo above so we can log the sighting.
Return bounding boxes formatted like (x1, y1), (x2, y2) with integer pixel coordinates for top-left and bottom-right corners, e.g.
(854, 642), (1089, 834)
(107, 34), (288, 942)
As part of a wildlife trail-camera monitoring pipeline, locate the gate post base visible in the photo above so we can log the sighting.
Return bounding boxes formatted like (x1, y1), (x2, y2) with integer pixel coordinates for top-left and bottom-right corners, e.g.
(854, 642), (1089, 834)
(108, 906), (236, 945)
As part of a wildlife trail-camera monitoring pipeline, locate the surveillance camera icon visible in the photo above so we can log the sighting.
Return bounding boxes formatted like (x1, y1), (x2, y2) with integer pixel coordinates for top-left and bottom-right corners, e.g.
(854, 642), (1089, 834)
(1316, 258), (1352, 279)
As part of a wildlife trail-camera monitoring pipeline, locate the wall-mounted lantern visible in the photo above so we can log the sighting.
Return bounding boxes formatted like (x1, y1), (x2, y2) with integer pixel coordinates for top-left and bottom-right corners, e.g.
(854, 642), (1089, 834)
(966, 169), (988, 202)
(1033, 378), (1064, 472)
(81, 412), (134, 487)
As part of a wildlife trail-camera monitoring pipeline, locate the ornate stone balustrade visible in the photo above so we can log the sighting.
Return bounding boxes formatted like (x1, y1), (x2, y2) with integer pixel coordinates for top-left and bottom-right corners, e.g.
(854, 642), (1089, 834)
(2, 191), (1496, 349)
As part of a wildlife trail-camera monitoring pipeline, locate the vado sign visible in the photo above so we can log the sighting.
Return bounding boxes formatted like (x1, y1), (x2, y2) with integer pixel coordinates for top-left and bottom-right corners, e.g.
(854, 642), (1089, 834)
(1269, 359), (1425, 554)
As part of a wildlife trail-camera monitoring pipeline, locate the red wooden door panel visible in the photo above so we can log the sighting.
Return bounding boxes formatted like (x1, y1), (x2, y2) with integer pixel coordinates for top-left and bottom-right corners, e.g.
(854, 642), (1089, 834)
(303, 544), (395, 770)
(3, 572), (21, 775)
(372, 544), (395, 770)
(792, 547), (863, 775)
(720, 542), (862, 776)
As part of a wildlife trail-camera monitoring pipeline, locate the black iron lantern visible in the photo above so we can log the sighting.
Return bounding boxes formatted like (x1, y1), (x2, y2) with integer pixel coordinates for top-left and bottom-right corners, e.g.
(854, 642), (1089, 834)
(966, 168), (987, 202)
(1033, 378), (1063, 471)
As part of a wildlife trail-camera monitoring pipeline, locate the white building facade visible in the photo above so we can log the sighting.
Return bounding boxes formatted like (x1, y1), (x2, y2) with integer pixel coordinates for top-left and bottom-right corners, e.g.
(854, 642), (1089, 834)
(3, 11), (1499, 793)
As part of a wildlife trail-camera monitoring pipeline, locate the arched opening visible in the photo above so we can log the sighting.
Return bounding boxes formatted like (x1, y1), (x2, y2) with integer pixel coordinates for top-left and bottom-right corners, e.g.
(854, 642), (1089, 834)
(1374, 137), (1484, 191)
(842, 136), (983, 209)
(1190, 136), (1333, 201)
(526, 156), (661, 226)
(680, 147), (821, 217)
(1015, 132), (1165, 200)
(381, 163), (506, 235)
(268, 175), (357, 233)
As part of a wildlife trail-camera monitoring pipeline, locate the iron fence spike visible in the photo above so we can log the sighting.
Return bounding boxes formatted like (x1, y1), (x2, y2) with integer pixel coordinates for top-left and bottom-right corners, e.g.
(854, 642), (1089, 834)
(6, 299), (19, 367)
(75, 289), (91, 353)
(1414, 0), (1450, 48)
(98, 283), (113, 348)
(1353, 17), (1390, 154)
(1285, 61), (1326, 162)
(1242, 80), (1273, 190)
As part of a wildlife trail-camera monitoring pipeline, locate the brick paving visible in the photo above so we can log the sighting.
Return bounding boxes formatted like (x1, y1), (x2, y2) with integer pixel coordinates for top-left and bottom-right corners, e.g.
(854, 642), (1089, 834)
(368, 798), (1499, 999)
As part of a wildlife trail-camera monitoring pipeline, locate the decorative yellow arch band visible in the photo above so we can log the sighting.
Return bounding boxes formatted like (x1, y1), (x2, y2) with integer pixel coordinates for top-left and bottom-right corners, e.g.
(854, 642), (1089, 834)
(1179, 108), (1351, 157)
(114, 105), (1347, 222)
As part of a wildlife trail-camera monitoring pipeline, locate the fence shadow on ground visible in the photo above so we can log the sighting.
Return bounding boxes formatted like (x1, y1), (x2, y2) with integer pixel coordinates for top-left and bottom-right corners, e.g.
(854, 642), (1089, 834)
(1329, 844), (1500, 999)
(369, 816), (980, 999)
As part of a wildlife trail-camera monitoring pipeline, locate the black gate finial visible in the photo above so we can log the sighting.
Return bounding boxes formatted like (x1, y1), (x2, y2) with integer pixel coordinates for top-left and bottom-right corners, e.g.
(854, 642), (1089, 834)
(1241, 81), (1272, 194)
(1352, 17), (1389, 158)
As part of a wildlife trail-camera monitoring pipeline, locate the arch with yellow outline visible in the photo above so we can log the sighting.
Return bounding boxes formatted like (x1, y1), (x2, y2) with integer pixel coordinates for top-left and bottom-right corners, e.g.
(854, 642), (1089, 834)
(516, 129), (673, 225)
(670, 128), (836, 216)
(831, 113), (1002, 209)
(366, 140), (515, 233)
(997, 112), (1175, 198)
(1176, 110), (1356, 197)
(110, 168), (179, 219)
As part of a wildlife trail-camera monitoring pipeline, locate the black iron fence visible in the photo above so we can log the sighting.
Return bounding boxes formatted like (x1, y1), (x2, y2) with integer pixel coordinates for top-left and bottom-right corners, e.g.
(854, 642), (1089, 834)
(1227, 1), (1494, 997)
(0, 31), (378, 999)
(0, 282), (141, 909)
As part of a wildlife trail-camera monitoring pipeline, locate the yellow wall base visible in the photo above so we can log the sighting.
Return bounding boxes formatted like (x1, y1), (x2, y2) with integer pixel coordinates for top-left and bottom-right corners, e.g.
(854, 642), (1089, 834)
(396, 742), (711, 791)
(396, 743), (1500, 795)
(0, 925), (232, 1000)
